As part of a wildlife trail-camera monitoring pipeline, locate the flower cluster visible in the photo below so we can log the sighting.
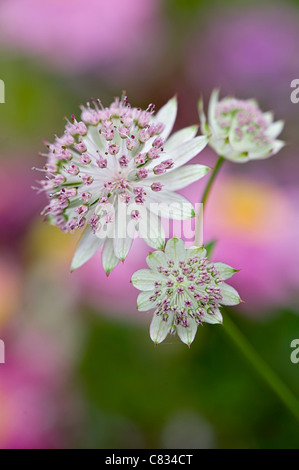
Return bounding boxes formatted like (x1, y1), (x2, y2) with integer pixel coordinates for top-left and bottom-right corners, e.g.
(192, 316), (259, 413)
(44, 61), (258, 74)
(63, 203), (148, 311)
(37, 95), (209, 273)
(36, 90), (285, 346)
(131, 238), (241, 346)
(199, 89), (284, 162)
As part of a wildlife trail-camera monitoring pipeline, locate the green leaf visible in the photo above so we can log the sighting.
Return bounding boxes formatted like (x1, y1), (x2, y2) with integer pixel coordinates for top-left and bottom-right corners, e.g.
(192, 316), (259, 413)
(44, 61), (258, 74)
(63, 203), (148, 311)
(205, 240), (217, 258)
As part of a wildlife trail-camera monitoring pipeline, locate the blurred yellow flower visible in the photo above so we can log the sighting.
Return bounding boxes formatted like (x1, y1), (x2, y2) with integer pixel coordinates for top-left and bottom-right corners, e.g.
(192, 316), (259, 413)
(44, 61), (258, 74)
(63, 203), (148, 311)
(0, 259), (22, 328)
(208, 177), (293, 243)
(25, 221), (80, 265)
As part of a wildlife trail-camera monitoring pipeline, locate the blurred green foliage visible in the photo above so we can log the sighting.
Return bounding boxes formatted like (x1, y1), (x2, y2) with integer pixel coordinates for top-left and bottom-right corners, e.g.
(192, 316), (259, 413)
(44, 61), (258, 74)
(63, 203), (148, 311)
(0, 55), (78, 154)
(79, 308), (299, 448)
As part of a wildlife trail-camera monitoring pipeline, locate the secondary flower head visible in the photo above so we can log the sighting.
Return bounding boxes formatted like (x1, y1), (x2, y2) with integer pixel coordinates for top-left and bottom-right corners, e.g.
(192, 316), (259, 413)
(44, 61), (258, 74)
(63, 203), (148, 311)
(37, 95), (209, 273)
(199, 89), (284, 163)
(131, 238), (241, 346)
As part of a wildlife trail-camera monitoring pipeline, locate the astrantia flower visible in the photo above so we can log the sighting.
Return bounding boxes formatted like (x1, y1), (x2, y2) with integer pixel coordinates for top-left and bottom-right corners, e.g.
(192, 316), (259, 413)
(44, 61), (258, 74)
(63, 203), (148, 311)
(131, 238), (241, 346)
(199, 89), (284, 162)
(37, 96), (209, 273)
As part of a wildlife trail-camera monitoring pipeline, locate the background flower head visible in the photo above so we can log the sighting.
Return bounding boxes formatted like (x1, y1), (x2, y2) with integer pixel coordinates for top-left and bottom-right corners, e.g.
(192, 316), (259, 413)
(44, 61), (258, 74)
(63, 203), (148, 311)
(199, 90), (284, 162)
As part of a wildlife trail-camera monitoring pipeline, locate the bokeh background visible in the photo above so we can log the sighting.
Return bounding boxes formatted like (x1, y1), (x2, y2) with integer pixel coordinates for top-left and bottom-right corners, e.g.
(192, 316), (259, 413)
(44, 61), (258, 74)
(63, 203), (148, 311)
(0, 0), (299, 449)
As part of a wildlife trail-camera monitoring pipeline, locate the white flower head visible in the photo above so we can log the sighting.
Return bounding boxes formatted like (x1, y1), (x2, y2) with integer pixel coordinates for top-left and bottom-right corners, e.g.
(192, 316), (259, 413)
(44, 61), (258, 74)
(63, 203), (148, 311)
(199, 89), (284, 163)
(37, 95), (209, 274)
(131, 238), (241, 346)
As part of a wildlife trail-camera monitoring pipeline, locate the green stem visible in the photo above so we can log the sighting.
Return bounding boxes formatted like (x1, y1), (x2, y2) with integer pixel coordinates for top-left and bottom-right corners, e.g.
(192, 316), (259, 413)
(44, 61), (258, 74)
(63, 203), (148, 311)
(223, 313), (299, 423)
(194, 156), (224, 246)
(194, 154), (299, 422)
(202, 156), (224, 207)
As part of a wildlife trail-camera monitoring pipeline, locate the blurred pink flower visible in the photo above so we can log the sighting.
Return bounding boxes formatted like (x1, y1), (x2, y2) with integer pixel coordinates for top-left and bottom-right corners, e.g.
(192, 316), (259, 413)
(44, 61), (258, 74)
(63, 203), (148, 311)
(0, 0), (161, 72)
(0, 255), (22, 327)
(0, 162), (42, 249)
(0, 329), (75, 449)
(186, 5), (299, 105)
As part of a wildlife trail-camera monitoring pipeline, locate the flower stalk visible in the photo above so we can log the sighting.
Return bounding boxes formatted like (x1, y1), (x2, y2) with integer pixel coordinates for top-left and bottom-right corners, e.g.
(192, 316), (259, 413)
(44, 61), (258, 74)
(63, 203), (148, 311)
(223, 312), (299, 423)
(201, 156), (225, 207)
(194, 152), (299, 424)
(194, 156), (224, 246)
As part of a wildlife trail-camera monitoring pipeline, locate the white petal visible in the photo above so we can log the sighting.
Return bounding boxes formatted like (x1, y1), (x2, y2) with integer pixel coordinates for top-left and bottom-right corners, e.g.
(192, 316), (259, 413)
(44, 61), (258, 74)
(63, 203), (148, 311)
(112, 200), (133, 260)
(208, 135), (236, 160)
(95, 219), (114, 240)
(165, 237), (186, 264)
(263, 111), (274, 126)
(187, 246), (207, 258)
(86, 124), (107, 152)
(198, 97), (209, 135)
(146, 164), (210, 191)
(166, 136), (208, 170)
(222, 151), (251, 163)
(271, 139), (285, 155)
(247, 139), (285, 160)
(137, 290), (156, 311)
(145, 136), (208, 172)
(202, 308), (223, 324)
(147, 190), (195, 220)
(150, 312), (174, 344)
(113, 236), (133, 261)
(167, 137), (208, 173)
(146, 250), (167, 271)
(220, 283), (241, 306)
(164, 125), (198, 152)
(138, 209), (165, 250)
(265, 120), (284, 139)
(102, 238), (120, 274)
(82, 132), (105, 157)
(176, 317), (198, 345)
(131, 269), (163, 291)
(154, 96), (178, 141)
(211, 262), (238, 280)
(71, 226), (104, 271)
(208, 89), (221, 135)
